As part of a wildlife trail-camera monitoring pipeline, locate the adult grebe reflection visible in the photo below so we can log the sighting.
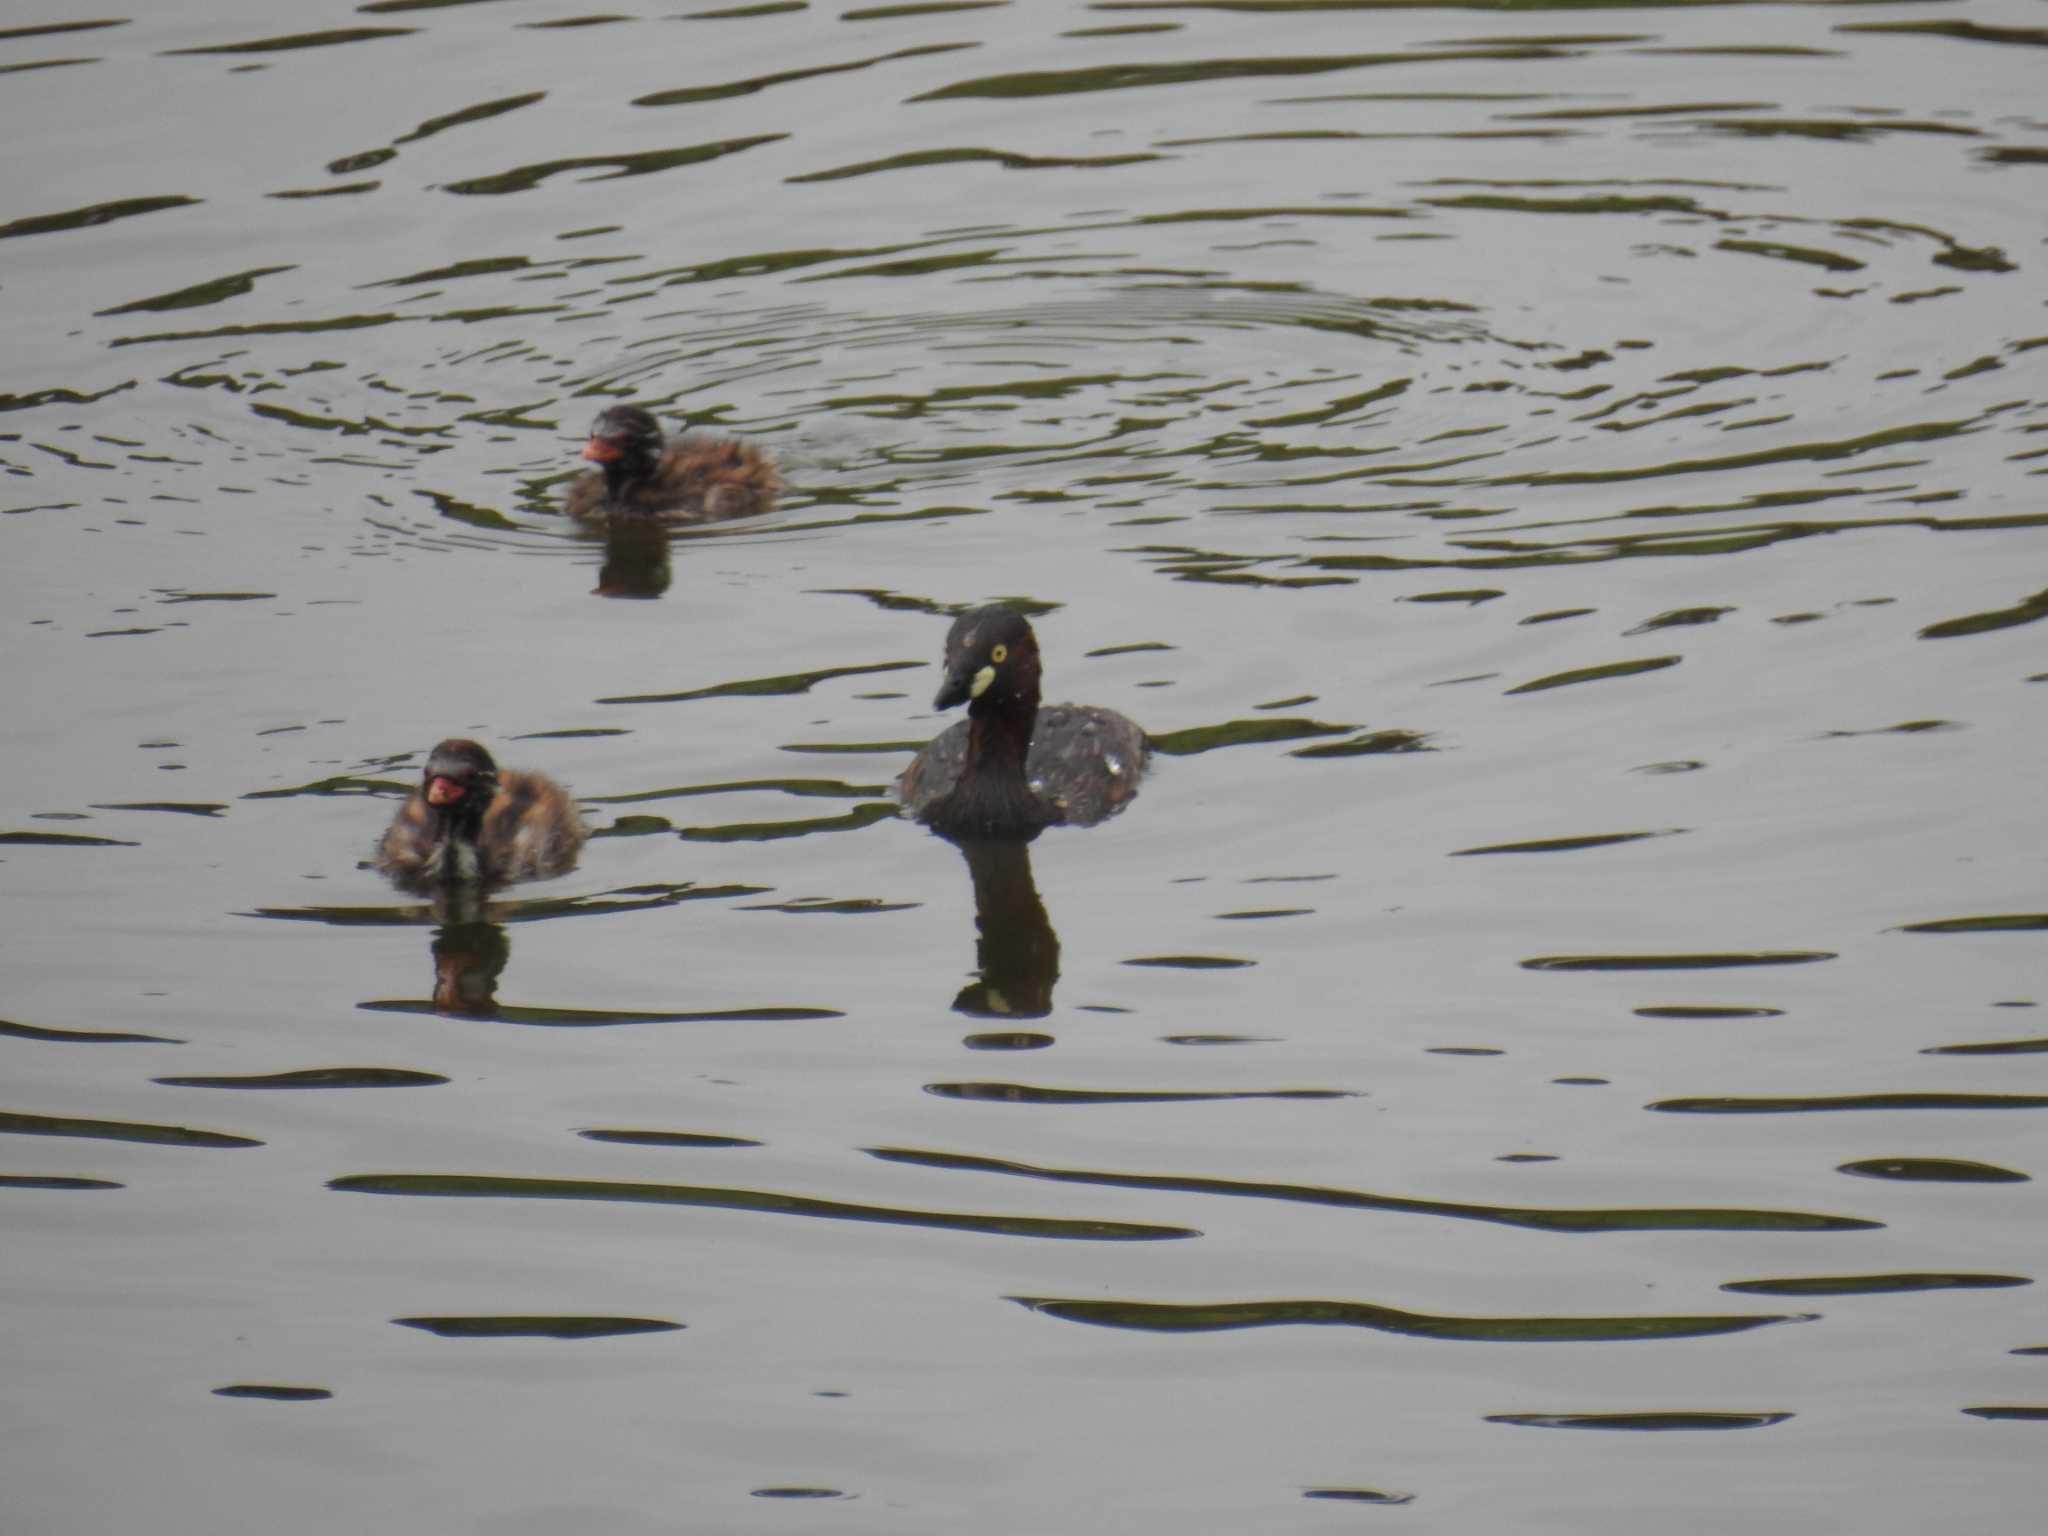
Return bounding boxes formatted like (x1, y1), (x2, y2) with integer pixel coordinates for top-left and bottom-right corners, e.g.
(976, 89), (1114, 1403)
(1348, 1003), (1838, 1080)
(950, 839), (1060, 1020)
(592, 518), (672, 599)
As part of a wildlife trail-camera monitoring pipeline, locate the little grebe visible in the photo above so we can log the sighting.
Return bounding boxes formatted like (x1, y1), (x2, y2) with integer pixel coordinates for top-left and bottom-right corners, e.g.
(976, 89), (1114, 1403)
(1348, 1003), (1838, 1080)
(375, 738), (587, 889)
(563, 404), (780, 527)
(896, 605), (1149, 842)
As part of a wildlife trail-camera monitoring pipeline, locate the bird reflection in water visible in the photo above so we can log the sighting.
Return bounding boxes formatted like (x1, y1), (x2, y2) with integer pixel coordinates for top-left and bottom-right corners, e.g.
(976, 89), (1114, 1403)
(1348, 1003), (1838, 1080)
(427, 893), (511, 1019)
(592, 519), (672, 599)
(951, 838), (1060, 1021)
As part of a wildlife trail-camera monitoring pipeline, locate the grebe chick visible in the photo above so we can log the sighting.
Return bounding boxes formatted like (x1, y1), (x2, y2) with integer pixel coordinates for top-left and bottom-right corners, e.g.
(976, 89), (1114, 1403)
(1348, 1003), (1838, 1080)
(375, 738), (587, 890)
(895, 605), (1149, 843)
(563, 404), (780, 527)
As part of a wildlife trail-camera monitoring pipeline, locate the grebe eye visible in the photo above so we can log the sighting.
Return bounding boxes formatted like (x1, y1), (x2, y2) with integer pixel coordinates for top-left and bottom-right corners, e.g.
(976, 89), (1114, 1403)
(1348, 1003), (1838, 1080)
(990, 643), (1009, 664)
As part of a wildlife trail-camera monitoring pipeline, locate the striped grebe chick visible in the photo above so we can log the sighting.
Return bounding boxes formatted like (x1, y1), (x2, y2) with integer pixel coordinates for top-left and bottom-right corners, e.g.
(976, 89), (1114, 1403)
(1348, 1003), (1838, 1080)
(563, 404), (780, 528)
(375, 738), (586, 890)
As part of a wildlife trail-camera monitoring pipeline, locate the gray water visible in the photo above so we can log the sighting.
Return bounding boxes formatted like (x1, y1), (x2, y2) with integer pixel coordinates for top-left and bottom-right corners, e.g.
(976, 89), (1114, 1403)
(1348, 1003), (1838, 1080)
(5, 0), (2045, 1530)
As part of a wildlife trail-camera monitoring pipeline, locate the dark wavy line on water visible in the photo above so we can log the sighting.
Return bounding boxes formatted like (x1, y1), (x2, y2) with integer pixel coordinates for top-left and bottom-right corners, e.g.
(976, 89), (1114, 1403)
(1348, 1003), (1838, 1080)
(1838, 21), (2048, 49)
(1101, 0), (1885, 11)
(845, 1), (1006, 16)
(0, 1110), (260, 1149)
(635, 42), (976, 108)
(1487, 1411), (1792, 1433)
(1716, 237), (1865, 272)
(1424, 191), (1720, 217)
(1923, 1036), (2048, 1058)
(441, 135), (787, 196)
(580, 1129), (763, 1149)
(1454, 829), (1682, 856)
(1523, 951), (1834, 972)
(910, 47), (1568, 101)
(109, 313), (403, 347)
(412, 487), (518, 531)
(1303, 1487), (1414, 1506)
(1491, 418), (1978, 488)
(0, 1017), (181, 1045)
(1840, 1157), (2029, 1183)
(587, 777), (890, 806)
(673, 804), (899, 842)
(359, 1001), (840, 1026)
(240, 774), (411, 800)
(1723, 1272), (2029, 1297)
(0, 19), (128, 40)
(242, 880), (764, 928)
(1503, 101), (1774, 124)
(789, 147), (1164, 184)
(865, 1146), (1879, 1233)
(0, 382), (135, 414)
(622, 217), (1430, 300)
(328, 1172), (1197, 1241)
(1636, 1005), (1784, 1020)
(740, 896), (918, 915)
(0, 195), (200, 243)
(162, 28), (414, 56)
(1703, 117), (1983, 144)
(267, 182), (380, 201)
(1506, 656), (1680, 695)
(394, 90), (547, 146)
(96, 266), (294, 317)
(0, 830), (138, 848)
(1290, 729), (1433, 759)
(1918, 587), (2048, 640)
(0, 57), (99, 77)
(1652, 1093), (2048, 1114)
(358, 0), (515, 14)
(1149, 716), (1358, 755)
(212, 1384), (331, 1401)
(1298, 511), (2048, 578)
(1897, 914), (2048, 935)
(393, 1315), (681, 1339)
(1821, 718), (1959, 740)
(152, 1067), (447, 1090)
(1012, 1295), (1809, 1343)
(925, 1082), (1335, 1104)
(598, 660), (922, 706)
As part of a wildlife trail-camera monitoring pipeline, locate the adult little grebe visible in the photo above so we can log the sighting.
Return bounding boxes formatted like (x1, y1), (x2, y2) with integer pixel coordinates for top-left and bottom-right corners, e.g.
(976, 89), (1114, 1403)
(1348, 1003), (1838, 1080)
(896, 605), (1149, 842)
(563, 404), (781, 527)
(375, 739), (587, 890)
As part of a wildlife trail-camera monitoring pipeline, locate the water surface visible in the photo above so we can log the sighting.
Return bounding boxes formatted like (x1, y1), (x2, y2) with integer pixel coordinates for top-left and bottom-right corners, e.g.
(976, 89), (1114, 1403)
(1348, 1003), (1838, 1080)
(5, 1), (2045, 1530)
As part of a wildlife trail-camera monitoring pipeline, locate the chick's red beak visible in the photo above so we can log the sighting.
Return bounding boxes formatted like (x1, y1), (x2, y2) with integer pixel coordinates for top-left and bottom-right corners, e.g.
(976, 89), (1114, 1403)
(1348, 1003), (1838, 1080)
(582, 435), (624, 464)
(425, 776), (466, 807)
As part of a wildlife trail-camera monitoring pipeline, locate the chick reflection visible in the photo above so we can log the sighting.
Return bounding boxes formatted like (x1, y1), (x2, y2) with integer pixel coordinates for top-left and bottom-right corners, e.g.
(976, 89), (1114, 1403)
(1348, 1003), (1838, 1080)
(430, 910), (511, 1018)
(592, 519), (671, 599)
(950, 839), (1060, 1020)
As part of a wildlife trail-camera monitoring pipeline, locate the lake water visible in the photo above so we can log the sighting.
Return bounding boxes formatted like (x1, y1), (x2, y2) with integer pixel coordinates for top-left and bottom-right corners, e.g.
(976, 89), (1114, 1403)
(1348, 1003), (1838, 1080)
(5, 0), (2045, 1529)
